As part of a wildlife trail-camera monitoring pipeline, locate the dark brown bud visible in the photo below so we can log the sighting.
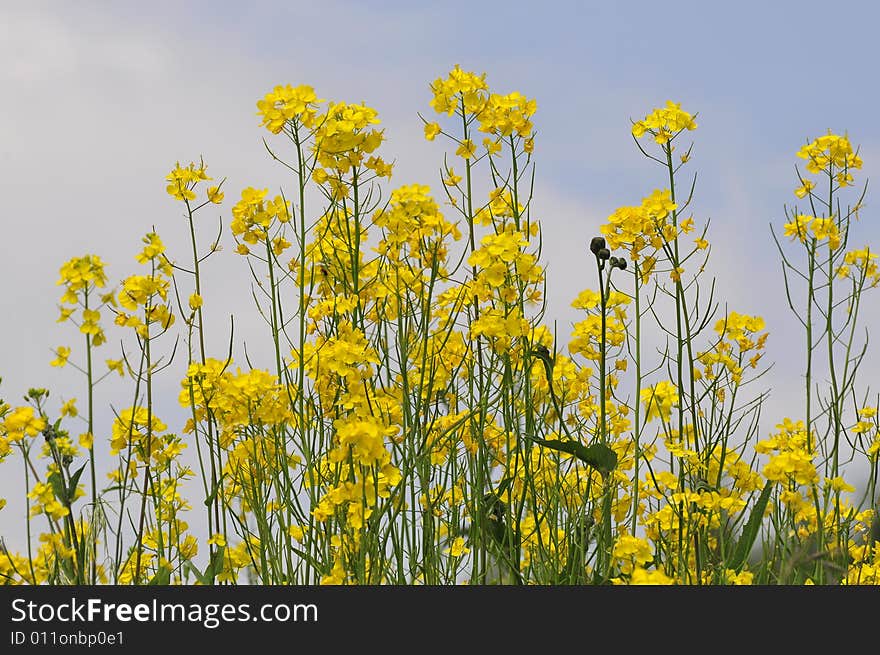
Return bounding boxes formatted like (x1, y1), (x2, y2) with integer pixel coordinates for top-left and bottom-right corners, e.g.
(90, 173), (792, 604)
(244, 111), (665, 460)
(597, 248), (611, 260)
(590, 236), (606, 255)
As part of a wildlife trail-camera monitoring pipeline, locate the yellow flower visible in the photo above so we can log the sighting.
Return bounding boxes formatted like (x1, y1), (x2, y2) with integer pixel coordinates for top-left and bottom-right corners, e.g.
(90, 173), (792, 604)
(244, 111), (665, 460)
(165, 161), (211, 201)
(257, 84), (324, 133)
(79, 432), (94, 449)
(572, 289), (601, 310)
(641, 381), (679, 422)
(50, 346), (71, 368)
(483, 137), (501, 155)
(429, 65), (489, 117)
(207, 186), (224, 204)
(135, 232), (167, 264)
(477, 91), (536, 138)
(446, 536), (470, 557)
(456, 139), (476, 159)
(824, 476), (855, 494)
(783, 214), (811, 242)
(424, 122), (441, 141)
(628, 566), (675, 585)
(810, 217), (840, 250)
(443, 168), (462, 186)
(796, 131), (862, 176)
(189, 293), (203, 310)
(207, 533), (227, 548)
(2, 406), (46, 442)
(288, 525), (308, 542)
(60, 398), (78, 418)
(632, 100), (697, 144)
(613, 534), (653, 574)
(794, 180), (815, 198)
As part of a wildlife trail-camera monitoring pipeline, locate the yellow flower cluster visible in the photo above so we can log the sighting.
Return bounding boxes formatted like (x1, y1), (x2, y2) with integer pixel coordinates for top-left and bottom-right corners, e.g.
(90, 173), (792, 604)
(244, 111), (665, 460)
(429, 64), (489, 117)
(797, 131), (862, 182)
(632, 101), (697, 144)
(312, 102), (391, 191)
(469, 307), (529, 351)
(697, 311), (768, 384)
(640, 380), (679, 422)
(114, 232), (175, 338)
(297, 207), (376, 310)
(837, 247), (880, 286)
(27, 480), (70, 521)
(468, 225), (543, 292)
(473, 187), (528, 227)
(477, 91), (536, 138)
(1, 405), (46, 443)
(569, 290), (630, 361)
(230, 187), (291, 254)
(181, 360), (295, 437)
(165, 160), (222, 204)
(57, 254), (109, 300)
(0, 531), (87, 584)
(602, 189), (678, 265)
(257, 84), (323, 133)
(757, 419), (818, 487)
(612, 532), (654, 574)
(783, 214), (841, 250)
(56, 254), (113, 348)
(110, 406), (169, 462)
(373, 184), (461, 271)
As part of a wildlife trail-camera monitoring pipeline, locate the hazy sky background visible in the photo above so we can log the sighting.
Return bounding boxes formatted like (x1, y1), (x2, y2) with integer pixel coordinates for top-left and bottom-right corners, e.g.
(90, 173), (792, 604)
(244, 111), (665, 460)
(2, 0), (880, 554)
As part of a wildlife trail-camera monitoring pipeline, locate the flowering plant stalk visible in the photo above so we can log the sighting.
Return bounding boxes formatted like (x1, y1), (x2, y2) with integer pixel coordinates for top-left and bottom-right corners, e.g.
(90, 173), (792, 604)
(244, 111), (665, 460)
(1, 66), (878, 586)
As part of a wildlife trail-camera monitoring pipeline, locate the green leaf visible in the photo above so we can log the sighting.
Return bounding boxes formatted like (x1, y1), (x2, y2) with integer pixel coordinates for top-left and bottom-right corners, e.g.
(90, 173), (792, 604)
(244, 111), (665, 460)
(494, 475), (513, 498)
(48, 471), (68, 506)
(532, 438), (618, 475)
(202, 547), (226, 585)
(182, 546), (225, 585)
(204, 473), (226, 507)
(183, 560), (204, 584)
(67, 464), (87, 501)
(148, 567), (171, 585)
(729, 480), (773, 572)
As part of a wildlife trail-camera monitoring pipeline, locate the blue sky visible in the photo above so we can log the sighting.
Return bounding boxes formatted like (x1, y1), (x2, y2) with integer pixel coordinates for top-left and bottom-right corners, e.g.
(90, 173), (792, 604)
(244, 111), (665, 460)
(1, 0), (879, 550)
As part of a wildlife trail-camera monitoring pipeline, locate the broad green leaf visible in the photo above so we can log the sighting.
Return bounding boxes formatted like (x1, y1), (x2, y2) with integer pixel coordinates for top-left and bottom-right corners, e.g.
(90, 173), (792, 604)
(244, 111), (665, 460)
(48, 471), (68, 506)
(202, 546), (226, 584)
(532, 438), (618, 475)
(68, 464), (87, 501)
(148, 567), (171, 585)
(729, 480), (773, 572)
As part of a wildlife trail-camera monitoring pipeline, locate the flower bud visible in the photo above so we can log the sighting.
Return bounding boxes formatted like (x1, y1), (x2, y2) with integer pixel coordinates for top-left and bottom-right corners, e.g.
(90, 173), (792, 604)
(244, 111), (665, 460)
(609, 256), (619, 268)
(598, 248), (611, 260)
(618, 259), (628, 270)
(590, 236), (606, 255)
